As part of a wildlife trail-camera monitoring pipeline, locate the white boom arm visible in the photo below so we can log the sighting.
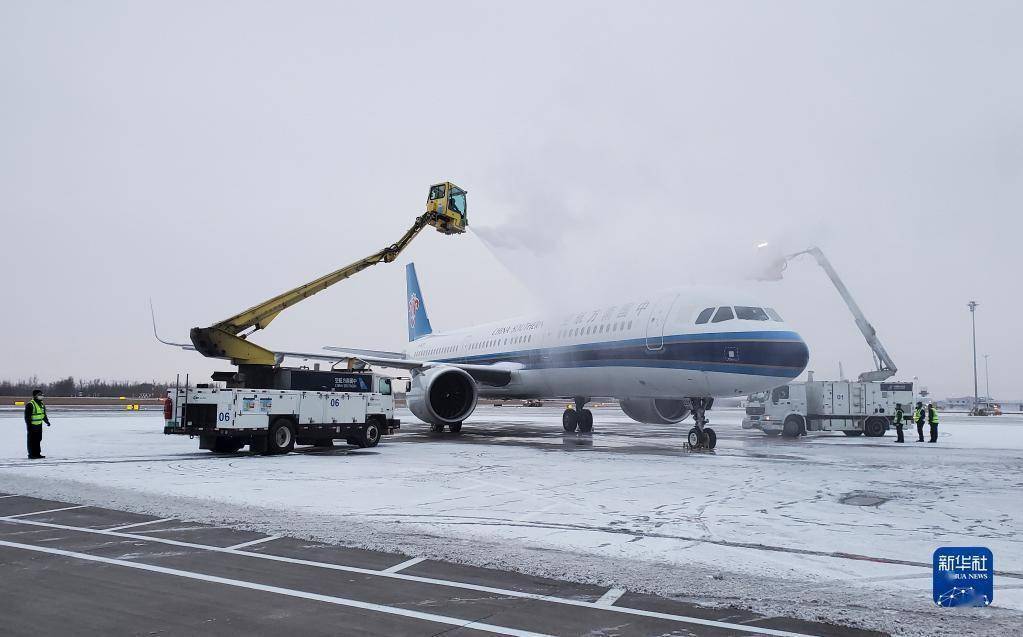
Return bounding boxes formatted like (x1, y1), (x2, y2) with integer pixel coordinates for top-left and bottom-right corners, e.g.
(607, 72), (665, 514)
(777, 247), (898, 382)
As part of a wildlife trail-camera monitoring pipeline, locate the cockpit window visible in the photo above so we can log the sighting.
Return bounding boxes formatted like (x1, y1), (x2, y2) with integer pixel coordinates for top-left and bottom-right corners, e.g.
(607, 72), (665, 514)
(711, 306), (734, 323)
(695, 307), (715, 324)
(765, 307), (783, 322)
(735, 306), (770, 321)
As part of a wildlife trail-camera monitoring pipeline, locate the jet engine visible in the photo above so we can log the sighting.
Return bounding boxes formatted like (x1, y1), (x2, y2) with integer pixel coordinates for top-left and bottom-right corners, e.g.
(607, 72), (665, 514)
(619, 398), (691, 424)
(407, 366), (479, 426)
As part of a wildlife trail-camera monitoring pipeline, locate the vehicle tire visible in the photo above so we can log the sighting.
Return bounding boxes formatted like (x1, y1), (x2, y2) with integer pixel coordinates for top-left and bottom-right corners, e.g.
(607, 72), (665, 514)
(448, 421), (463, 434)
(843, 431), (863, 437)
(764, 430), (780, 437)
(864, 416), (886, 438)
(211, 438), (244, 453)
(782, 415), (803, 438)
(705, 427), (717, 450)
(578, 409), (593, 433)
(267, 418), (296, 454)
(687, 427), (702, 447)
(357, 421), (381, 448)
(562, 409), (578, 432)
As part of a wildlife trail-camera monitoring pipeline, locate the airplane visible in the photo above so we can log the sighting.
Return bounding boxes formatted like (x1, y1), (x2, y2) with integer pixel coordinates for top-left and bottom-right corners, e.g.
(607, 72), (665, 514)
(324, 263), (810, 449)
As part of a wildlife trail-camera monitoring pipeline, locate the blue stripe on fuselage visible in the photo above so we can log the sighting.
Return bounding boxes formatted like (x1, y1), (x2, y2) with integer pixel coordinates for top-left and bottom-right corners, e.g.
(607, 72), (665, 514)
(425, 330), (808, 378)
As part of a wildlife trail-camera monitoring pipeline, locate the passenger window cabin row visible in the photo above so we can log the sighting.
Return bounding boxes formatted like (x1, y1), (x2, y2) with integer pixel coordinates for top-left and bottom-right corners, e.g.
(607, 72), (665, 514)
(695, 306), (783, 324)
(557, 320), (634, 340)
(468, 334), (532, 352)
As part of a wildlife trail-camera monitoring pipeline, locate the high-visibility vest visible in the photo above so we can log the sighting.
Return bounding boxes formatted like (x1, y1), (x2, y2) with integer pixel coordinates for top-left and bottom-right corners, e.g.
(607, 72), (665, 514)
(28, 400), (46, 426)
(913, 408), (921, 422)
(928, 408), (939, 425)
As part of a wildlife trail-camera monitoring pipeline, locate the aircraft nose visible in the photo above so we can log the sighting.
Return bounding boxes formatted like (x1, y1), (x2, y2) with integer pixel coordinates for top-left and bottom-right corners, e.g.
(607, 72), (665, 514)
(791, 332), (810, 377)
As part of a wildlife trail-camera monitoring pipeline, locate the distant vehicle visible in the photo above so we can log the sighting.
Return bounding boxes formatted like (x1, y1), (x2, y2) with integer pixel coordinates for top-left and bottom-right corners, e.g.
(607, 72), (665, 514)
(164, 369), (399, 453)
(743, 380), (914, 437)
(522, 399), (544, 407)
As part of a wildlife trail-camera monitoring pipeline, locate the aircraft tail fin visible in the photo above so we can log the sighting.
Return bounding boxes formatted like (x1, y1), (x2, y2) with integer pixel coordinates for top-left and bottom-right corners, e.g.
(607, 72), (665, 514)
(406, 262), (433, 342)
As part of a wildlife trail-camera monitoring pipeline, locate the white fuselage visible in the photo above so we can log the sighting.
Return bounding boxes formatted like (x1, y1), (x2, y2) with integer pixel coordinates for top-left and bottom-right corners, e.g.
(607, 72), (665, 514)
(408, 288), (809, 401)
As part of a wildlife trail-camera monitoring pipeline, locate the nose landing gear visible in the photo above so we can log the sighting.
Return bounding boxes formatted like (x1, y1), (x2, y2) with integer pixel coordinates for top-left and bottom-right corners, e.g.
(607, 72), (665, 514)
(685, 398), (717, 450)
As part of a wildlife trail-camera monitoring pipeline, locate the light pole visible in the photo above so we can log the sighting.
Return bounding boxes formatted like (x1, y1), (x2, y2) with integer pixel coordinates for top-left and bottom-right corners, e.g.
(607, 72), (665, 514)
(968, 301), (979, 414)
(983, 354), (990, 404)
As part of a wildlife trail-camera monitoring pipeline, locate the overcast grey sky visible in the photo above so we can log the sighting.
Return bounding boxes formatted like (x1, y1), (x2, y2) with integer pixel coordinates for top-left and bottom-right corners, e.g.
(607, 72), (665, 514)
(2, 1), (1020, 399)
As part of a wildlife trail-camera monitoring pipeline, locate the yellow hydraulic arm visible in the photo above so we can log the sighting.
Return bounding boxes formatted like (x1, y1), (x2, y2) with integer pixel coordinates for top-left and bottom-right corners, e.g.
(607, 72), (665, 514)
(190, 182), (468, 365)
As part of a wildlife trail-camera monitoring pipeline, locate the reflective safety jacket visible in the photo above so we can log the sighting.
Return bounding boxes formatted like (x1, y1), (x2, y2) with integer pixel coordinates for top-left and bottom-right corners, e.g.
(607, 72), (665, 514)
(928, 408), (939, 425)
(913, 408), (922, 423)
(27, 400), (46, 426)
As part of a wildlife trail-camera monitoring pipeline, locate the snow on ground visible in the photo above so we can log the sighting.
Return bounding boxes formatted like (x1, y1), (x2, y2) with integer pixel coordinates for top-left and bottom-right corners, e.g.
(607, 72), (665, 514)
(1, 406), (1021, 636)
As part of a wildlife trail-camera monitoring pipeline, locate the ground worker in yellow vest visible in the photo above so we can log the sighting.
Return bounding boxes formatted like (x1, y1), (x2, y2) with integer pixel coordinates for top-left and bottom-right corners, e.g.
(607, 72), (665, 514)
(24, 389), (51, 459)
(913, 401), (925, 442)
(892, 403), (905, 443)
(927, 403), (939, 443)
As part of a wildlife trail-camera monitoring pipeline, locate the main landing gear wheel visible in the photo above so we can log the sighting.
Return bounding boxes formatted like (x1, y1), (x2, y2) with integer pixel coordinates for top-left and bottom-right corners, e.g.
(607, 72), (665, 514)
(430, 423), (446, 433)
(704, 427), (717, 450)
(687, 427), (702, 447)
(448, 422), (463, 434)
(577, 409), (593, 433)
(562, 409), (579, 432)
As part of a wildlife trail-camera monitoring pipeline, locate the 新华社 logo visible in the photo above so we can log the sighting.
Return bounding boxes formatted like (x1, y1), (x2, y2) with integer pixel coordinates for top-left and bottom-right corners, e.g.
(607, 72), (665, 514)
(408, 293), (421, 327)
(933, 547), (993, 607)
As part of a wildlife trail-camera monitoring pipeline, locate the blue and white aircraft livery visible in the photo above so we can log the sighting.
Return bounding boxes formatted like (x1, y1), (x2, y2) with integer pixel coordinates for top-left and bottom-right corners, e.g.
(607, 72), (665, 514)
(327, 263), (809, 448)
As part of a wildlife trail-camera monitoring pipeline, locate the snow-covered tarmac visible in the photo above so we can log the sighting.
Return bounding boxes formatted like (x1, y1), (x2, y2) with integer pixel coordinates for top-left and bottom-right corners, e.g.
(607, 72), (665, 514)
(1, 406), (1020, 636)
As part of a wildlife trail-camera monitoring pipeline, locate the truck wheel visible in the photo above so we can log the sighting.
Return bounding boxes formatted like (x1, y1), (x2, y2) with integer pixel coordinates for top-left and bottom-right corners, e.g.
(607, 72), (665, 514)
(357, 421), (381, 448)
(782, 416), (803, 438)
(864, 416), (886, 437)
(267, 418), (295, 454)
(843, 431), (863, 437)
(212, 439), (244, 453)
(448, 422), (463, 434)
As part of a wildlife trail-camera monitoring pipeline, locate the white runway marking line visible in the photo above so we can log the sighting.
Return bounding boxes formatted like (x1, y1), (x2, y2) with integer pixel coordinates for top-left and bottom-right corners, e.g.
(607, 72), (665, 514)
(383, 556), (427, 573)
(595, 587), (627, 606)
(4, 505), (87, 519)
(0, 516), (818, 637)
(0, 495), (20, 499)
(104, 518), (175, 532)
(0, 539), (553, 637)
(226, 535), (281, 550)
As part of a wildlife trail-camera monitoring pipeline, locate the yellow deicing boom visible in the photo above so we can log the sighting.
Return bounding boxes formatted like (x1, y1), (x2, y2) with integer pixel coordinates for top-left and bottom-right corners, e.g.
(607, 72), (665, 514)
(190, 182), (467, 365)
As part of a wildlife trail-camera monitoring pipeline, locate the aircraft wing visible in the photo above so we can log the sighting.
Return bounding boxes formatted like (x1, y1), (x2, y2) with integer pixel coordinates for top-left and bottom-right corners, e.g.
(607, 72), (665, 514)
(325, 350), (514, 386)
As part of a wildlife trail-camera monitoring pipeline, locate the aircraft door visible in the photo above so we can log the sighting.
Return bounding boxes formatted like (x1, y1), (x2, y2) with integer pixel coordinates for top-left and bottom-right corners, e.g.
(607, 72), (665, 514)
(645, 294), (679, 350)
